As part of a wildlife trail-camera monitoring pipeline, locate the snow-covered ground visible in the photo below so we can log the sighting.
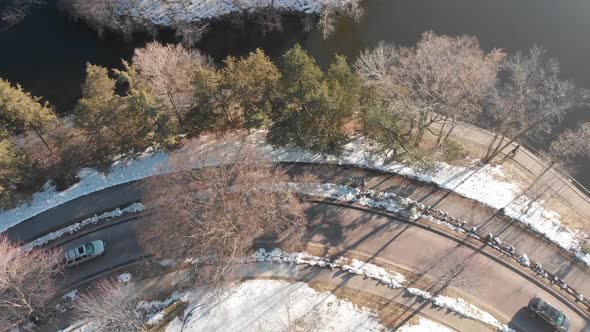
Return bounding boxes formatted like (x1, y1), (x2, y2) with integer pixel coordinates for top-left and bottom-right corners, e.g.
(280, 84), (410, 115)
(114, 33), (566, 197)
(166, 279), (385, 332)
(1, 131), (587, 263)
(57, 249), (510, 332)
(252, 248), (513, 332)
(117, 272), (133, 283)
(115, 0), (361, 26)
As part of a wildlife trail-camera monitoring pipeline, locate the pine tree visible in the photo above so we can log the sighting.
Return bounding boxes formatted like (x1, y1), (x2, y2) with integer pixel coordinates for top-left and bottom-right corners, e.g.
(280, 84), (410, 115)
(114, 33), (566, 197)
(279, 44), (323, 103)
(0, 130), (33, 207)
(75, 63), (120, 168)
(269, 49), (360, 154)
(221, 48), (280, 129)
(76, 63), (159, 169)
(0, 78), (56, 152)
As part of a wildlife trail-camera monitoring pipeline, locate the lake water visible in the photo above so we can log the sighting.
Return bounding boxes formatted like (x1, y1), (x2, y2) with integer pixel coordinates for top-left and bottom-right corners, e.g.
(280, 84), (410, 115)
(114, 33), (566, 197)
(1, 0), (589, 187)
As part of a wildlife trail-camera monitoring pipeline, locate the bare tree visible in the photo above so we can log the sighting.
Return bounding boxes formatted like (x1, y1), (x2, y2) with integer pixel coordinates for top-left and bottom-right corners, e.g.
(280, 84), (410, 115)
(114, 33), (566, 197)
(139, 145), (307, 286)
(544, 122), (590, 173)
(74, 278), (149, 332)
(482, 46), (580, 163)
(58, 0), (137, 39)
(356, 32), (503, 147)
(429, 251), (480, 295)
(173, 22), (209, 47)
(1, 0), (45, 28)
(131, 42), (210, 127)
(251, 0), (283, 34)
(317, 7), (337, 39)
(520, 122), (590, 212)
(317, 1), (363, 39)
(0, 235), (63, 330)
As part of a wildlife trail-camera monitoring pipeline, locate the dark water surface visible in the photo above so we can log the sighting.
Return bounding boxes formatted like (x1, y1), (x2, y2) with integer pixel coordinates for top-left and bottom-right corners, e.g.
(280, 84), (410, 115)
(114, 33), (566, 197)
(1, 0), (589, 186)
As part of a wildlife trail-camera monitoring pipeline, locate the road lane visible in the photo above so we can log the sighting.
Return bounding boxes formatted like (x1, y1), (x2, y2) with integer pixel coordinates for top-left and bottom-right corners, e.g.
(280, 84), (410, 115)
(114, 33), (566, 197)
(55, 202), (590, 331)
(58, 219), (145, 288)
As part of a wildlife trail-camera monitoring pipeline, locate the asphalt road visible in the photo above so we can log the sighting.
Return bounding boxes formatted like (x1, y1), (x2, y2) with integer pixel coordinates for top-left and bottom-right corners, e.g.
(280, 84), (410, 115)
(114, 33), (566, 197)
(12, 163), (588, 296)
(55, 202), (590, 332)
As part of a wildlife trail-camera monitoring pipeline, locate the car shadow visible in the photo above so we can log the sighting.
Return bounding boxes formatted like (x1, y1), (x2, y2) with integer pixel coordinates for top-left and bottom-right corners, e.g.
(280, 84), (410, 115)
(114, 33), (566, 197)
(508, 307), (555, 332)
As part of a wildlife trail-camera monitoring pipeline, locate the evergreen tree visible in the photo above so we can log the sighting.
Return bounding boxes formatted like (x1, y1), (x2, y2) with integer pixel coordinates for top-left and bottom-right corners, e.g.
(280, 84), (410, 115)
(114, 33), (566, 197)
(221, 49), (280, 129)
(114, 61), (176, 146)
(188, 65), (223, 135)
(0, 78), (56, 152)
(269, 48), (360, 154)
(187, 48), (280, 133)
(278, 44), (323, 104)
(76, 63), (158, 169)
(0, 130), (33, 207)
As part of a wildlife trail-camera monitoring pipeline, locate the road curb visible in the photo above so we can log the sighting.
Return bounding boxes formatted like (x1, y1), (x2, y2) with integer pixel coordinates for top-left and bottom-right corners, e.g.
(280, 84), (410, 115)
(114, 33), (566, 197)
(308, 199), (590, 319)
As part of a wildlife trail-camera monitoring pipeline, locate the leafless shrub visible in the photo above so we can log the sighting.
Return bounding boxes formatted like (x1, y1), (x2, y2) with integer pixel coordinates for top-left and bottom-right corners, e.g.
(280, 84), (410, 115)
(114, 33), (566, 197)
(58, 0), (139, 39)
(1, 0), (45, 26)
(173, 22), (209, 47)
(74, 278), (149, 332)
(0, 235), (63, 330)
(301, 14), (315, 33)
(253, 7), (283, 34)
(317, 1), (363, 38)
(139, 144), (306, 286)
(522, 122), (590, 211)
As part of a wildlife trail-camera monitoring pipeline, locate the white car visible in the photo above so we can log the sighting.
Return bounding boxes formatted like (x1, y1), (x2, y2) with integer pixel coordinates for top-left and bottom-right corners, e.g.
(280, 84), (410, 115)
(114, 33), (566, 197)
(65, 240), (105, 267)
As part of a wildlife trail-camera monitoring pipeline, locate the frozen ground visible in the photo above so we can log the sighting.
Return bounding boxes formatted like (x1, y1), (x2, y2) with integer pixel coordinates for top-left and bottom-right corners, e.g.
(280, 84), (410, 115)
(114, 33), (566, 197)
(115, 0), (361, 26)
(1, 131), (587, 263)
(252, 248), (512, 332)
(117, 272), (133, 283)
(167, 279), (386, 332)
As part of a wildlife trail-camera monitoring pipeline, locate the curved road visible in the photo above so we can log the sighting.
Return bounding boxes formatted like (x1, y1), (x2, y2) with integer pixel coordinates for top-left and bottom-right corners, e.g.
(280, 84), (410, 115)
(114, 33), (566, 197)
(55, 201), (589, 332)
(11, 163), (589, 295)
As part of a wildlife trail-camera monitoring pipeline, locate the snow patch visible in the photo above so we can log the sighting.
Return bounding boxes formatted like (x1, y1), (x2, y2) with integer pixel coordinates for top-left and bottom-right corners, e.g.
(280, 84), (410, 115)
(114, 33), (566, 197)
(341, 259), (406, 288)
(165, 279), (386, 332)
(117, 273), (132, 283)
(62, 289), (78, 302)
(114, 0), (361, 26)
(517, 254), (530, 267)
(1, 131), (586, 264)
(397, 316), (454, 332)
(137, 291), (191, 326)
(254, 248), (512, 332)
(22, 203), (144, 251)
(252, 248), (406, 288)
(159, 259), (176, 267)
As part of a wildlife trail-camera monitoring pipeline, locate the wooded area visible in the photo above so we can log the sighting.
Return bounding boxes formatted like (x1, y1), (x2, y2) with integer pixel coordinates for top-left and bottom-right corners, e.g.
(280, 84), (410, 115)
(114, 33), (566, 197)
(1, 33), (589, 211)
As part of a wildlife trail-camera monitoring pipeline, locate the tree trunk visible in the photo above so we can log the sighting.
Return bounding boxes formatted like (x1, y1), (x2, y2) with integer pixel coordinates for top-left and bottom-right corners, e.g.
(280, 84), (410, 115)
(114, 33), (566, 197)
(437, 121), (447, 145)
(33, 129), (54, 155)
(439, 118), (457, 145)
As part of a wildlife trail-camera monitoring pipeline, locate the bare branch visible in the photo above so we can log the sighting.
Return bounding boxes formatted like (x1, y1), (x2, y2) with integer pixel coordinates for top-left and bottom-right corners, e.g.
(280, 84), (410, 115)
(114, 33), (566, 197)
(0, 235), (63, 329)
(74, 278), (149, 332)
(139, 143), (306, 287)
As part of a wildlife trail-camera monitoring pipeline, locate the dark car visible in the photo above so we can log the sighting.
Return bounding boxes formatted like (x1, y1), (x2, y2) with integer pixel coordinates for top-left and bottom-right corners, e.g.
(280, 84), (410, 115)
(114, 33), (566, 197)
(528, 297), (570, 332)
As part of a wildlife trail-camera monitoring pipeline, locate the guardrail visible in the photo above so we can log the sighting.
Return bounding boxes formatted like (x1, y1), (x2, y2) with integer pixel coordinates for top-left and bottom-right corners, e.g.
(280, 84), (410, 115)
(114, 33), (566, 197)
(412, 200), (590, 313)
